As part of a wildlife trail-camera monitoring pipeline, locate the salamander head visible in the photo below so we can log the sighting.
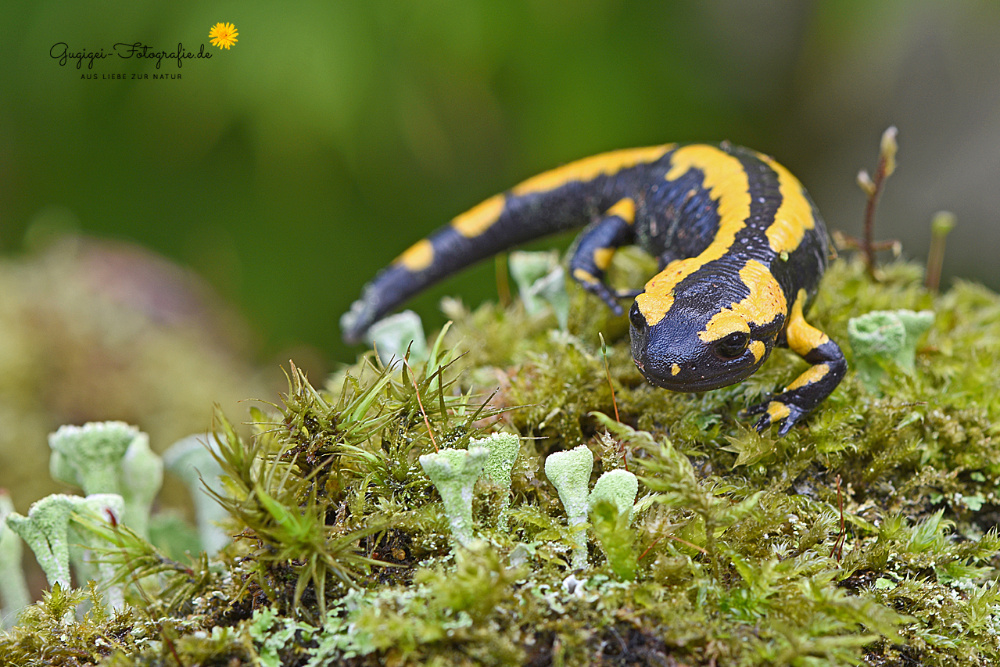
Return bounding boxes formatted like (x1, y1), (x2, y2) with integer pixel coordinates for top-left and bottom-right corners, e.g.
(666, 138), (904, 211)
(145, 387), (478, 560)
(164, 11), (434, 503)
(628, 263), (787, 392)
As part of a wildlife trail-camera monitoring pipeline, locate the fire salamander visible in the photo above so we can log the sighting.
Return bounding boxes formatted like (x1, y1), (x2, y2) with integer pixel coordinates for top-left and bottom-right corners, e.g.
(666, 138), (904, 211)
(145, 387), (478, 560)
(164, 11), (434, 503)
(342, 143), (846, 435)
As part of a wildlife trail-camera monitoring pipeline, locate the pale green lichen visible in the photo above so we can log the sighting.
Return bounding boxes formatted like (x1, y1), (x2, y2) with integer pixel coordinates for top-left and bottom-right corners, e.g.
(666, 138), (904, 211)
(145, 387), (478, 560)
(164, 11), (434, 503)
(472, 432), (519, 530)
(589, 468), (638, 523)
(848, 308), (934, 390)
(6, 492), (125, 598)
(477, 433), (520, 489)
(7, 493), (125, 608)
(365, 310), (428, 361)
(118, 430), (162, 539)
(6, 494), (77, 588)
(49, 421), (137, 494)
(589, 467), (640, 581)
(0, 491), (29, 625)
(544, 444), (594, 569)
(509, 251), (570, 330)
(419, 446), (489, 547)
(49, 421), (162, 537)
(162, 433), (230, 556)
(247, 606), (317, 667)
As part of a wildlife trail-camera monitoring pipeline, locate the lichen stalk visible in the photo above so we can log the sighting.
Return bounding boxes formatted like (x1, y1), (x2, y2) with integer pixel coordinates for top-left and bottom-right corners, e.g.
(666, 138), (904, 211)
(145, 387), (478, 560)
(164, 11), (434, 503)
(544, 445), (594, 570)
(419, 446), (489, 547)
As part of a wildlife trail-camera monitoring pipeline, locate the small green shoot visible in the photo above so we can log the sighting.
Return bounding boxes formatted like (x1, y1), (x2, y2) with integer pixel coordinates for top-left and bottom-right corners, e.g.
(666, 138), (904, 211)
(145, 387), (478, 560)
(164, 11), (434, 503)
(925, 211), (956, 292)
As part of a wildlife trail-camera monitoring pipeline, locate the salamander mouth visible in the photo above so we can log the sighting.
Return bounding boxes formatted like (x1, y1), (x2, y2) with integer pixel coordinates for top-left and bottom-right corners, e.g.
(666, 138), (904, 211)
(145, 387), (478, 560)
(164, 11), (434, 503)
(632, 353), (762, 393)
(634, 362), (750, 392)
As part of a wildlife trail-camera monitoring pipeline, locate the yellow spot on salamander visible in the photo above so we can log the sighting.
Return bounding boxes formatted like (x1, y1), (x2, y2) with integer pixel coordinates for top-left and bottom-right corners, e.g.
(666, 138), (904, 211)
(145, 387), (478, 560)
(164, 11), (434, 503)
(665, 145), (752, 231)
(512, 146), (674, 196)
(749, 340), (766, 363)
(607, 197), (636, 224)
(785, 289), (829, 357)
(573, 268), (598, 284)
(698, 260), (787, 343)
(396, 239), (434, 271)
(758, 153), (816, 254)
(700, 309), (751, 340)
(635, 145), (752, 326)
(593, 248), (615, 271)
(671, 363), (681, 376)
(451, 194), (506, 238)
(786, 363), (830, 391)
(766, 401), (791, 423)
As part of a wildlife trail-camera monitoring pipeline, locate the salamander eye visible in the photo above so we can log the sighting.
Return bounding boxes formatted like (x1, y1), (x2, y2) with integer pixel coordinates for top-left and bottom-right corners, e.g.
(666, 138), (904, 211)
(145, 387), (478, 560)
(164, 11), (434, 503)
(714, 331), (750, 359)
(628, 301), (646, 329)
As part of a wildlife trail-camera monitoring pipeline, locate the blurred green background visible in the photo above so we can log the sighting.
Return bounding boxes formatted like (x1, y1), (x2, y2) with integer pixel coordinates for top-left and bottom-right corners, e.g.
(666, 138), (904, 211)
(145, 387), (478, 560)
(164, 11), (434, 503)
(3, 0), (999, 366)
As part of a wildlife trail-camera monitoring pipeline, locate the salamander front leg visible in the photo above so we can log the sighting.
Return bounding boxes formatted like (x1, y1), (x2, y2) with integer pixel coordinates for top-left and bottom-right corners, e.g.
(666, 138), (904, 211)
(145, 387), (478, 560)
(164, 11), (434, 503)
(568, 198), (638, 315)
(744, 289), (847, 435)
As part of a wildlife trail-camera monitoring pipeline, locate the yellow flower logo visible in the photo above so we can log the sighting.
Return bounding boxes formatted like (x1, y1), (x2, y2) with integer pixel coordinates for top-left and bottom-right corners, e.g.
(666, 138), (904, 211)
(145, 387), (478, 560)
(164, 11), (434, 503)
(209, 22), (238, 50)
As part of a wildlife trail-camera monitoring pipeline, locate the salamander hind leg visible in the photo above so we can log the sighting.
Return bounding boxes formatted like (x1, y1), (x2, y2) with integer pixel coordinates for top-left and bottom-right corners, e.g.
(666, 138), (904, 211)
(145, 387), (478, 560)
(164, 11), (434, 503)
(744, 289), (847, 435)
(568, 198), (638, 315)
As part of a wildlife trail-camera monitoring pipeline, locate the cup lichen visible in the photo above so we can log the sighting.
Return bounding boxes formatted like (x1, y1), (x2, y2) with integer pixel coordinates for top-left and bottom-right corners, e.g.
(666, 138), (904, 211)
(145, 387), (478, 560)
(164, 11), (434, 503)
(544, 444), (594, 569)
(472, 432), (520, 530)
(848, 308), (934, 391)
(49, 421), (162, 537)
(364, 310), (428, 361)
(162, 433), (231, 556)
(589, 468), (638, 523)
(6, 494), (78, 588)
(6, 492), (123, 594)
(509, 250), (571, 330)
(419, 445), (490, 547)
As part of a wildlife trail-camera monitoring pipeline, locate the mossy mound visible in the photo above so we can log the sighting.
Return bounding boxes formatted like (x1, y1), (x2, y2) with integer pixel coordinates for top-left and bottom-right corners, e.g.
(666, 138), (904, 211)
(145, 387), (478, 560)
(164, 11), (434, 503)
(3, 258), (1000, 667)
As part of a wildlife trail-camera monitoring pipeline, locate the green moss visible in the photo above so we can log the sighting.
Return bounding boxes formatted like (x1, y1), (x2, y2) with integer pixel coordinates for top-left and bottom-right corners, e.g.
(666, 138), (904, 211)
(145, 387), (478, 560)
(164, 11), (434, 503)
(5, 257), (1000, 665)
(0, 583), (147, 666)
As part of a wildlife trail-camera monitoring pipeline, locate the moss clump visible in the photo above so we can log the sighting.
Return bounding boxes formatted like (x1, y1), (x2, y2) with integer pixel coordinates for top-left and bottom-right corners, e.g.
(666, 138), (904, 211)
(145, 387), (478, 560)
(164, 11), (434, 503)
(4, 257), (1000, 666)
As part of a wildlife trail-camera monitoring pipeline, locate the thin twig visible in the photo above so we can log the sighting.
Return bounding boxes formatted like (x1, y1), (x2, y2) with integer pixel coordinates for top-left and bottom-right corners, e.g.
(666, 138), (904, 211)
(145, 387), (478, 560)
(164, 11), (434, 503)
(832, 474), (846, 562)
(403, 358), (438, 452)
(838, 127), (901, 278)
(601, 337), (621, 424)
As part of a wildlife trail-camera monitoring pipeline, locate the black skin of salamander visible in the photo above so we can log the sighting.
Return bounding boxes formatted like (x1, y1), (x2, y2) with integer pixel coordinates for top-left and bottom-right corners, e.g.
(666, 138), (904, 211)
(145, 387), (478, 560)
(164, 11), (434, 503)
(341, 143), (846, 435)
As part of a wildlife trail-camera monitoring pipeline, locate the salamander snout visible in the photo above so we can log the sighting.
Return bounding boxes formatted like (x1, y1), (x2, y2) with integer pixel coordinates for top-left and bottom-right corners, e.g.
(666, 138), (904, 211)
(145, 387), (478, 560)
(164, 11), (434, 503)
(629, 305), (770, 393)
